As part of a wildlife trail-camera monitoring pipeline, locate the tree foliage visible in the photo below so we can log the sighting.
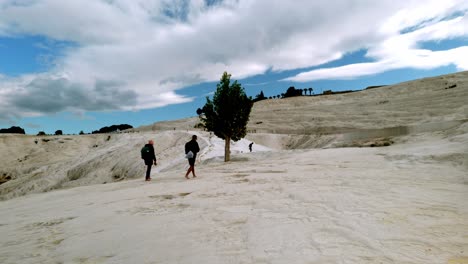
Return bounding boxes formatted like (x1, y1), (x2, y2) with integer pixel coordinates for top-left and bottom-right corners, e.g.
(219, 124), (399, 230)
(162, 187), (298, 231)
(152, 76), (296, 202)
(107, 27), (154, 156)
(253, 90), (267, 102)
(91, 124), (133, 134)
(0, 126), (25, 134)
(55, 130), (63, 135)
(284, 86), (303, 98)
(200, 72), (253, 161)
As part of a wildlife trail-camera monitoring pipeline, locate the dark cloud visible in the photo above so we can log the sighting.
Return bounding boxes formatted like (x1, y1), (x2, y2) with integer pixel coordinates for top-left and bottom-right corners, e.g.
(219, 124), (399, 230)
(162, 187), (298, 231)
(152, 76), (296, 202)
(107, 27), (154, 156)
(10, 77), (138, 114)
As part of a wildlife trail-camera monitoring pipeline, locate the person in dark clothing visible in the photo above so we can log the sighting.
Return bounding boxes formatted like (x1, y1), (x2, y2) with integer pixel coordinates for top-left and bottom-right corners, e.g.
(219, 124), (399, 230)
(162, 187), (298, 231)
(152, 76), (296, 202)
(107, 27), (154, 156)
(185, 135), (200, 179)
(249, 142), (253, 152)
(141, 140), (157, 181)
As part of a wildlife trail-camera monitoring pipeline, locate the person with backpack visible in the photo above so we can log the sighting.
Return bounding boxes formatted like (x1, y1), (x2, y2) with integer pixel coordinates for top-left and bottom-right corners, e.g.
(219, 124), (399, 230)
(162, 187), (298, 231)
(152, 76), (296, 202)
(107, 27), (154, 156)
(185, 135), (200, 179)
(141, 140), (157, 181)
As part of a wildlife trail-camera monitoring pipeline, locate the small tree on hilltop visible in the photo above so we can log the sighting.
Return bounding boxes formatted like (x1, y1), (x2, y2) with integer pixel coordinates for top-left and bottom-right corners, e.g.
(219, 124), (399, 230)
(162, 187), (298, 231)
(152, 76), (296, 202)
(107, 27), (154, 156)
(284, 86), (302, 98)
(200, 72), (253, 162)
(55, 130), (63, 135)
(253, 90), (266, 102)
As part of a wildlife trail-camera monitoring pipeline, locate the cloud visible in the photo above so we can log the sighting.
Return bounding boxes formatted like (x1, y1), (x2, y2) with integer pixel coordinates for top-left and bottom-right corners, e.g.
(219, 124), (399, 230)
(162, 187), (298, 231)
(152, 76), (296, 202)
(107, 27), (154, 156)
(0, 75), (139, 120)
(285, 2), (468, 82)
(25, 122), (41, 129)
(0, 0), (467, 119)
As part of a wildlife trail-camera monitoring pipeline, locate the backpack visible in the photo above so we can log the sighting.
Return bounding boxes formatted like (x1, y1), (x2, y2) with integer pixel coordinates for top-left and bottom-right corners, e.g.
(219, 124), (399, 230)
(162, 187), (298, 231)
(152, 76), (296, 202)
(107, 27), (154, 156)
(141, 145), (151, 159)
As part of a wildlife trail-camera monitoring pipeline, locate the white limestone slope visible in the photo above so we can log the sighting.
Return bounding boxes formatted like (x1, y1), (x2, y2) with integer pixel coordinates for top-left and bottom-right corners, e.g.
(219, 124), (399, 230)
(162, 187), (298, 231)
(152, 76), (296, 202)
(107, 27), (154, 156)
(0, 128), (466, 263)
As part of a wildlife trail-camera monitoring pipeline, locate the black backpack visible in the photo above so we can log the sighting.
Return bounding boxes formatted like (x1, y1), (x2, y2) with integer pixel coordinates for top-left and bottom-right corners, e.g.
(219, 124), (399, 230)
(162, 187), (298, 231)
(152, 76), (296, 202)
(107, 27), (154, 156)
(141, 145), (151, 159)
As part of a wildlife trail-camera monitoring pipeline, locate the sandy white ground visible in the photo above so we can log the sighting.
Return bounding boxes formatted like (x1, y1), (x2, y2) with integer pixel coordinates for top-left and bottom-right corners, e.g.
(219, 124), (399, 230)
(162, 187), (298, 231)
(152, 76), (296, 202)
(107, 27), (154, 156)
(0, 72), (467, 263)
(0, 130), (467, 264)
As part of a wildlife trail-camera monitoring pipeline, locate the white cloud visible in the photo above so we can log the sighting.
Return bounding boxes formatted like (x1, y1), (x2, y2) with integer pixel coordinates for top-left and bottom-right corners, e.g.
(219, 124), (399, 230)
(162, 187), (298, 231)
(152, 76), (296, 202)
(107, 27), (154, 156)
(0, 0), (467, 119)
(285, 1), (468, 82)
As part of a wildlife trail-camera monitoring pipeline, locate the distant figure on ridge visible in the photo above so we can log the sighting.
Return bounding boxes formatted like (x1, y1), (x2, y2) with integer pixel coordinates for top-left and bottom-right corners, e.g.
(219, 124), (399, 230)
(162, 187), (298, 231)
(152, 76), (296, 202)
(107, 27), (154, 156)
(249, 142), (254, 152)
(141, 140), (157, 181)
(185, 135), (200, 179)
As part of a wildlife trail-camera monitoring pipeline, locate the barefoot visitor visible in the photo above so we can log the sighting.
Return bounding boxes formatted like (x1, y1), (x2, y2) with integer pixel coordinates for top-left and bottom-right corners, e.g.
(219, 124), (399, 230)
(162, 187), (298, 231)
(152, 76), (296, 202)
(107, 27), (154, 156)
(185, 135), (200, 179)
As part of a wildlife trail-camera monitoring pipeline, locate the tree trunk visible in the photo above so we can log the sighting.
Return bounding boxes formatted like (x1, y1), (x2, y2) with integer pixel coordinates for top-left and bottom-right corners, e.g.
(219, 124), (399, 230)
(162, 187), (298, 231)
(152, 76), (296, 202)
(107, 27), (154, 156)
(224, 136), (231, 162)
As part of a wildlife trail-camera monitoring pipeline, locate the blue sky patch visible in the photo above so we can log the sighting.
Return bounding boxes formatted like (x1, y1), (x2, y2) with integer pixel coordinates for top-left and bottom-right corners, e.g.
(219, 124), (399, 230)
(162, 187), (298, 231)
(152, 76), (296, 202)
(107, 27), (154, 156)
(419, 37), (468, 51)
(0, 35), (74, 76)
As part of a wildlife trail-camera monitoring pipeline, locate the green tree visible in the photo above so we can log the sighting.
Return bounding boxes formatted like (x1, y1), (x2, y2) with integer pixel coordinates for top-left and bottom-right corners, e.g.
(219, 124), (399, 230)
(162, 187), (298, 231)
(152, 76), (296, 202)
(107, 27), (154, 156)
(253, 90), (266, 102)
(284, 86), (302, 98)
(55, 130), (63, 135)
(200, 72), (253, 162)
(0, 126), (25, 134)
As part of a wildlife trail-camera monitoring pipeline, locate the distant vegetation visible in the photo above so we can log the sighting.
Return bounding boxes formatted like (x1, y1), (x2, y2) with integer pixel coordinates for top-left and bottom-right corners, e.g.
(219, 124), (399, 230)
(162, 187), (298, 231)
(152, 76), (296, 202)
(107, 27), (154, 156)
(0, 126), (25, 134)
(1, 125), (132, 135)
(36, 130), (64, 136)
(253, 86), (314, 102)
(365, 85), (388, 90)
(284, 86), (305, 97)
(252, 83), (389, 101)
(91, 124), (133, 134)
(323, 90), (355, 95)
(252, 90), (267, 102)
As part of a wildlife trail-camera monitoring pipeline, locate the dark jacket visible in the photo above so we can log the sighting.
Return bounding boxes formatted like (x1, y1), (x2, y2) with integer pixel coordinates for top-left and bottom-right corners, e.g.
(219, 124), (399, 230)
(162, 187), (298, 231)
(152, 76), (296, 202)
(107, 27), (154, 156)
(185, 140), (200, 159)
(142, 144), (157, 165)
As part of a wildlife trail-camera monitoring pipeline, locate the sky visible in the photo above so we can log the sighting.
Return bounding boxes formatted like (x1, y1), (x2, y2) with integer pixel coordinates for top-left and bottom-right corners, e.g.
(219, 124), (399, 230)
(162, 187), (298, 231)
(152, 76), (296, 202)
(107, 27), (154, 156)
(0, 0), (467, 135)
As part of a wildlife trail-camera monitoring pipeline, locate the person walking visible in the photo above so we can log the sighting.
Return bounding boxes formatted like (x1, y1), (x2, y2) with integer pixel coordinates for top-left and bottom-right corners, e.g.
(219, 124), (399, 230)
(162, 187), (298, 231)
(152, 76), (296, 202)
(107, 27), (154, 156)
(249, 142), (254, 152)
(141, 140), (157, 181)
(185, 135), (200, 179)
